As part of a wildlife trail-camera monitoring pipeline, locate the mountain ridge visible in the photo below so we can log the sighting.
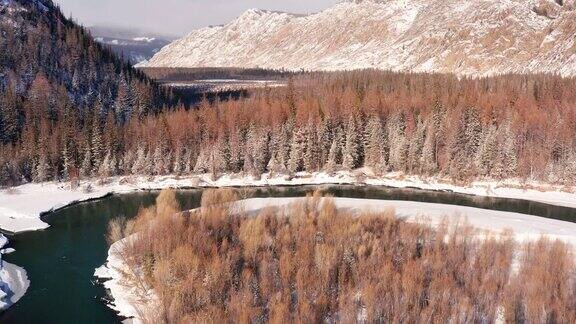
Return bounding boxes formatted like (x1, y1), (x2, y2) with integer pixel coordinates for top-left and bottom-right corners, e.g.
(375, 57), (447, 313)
(142, 0), (576, 77)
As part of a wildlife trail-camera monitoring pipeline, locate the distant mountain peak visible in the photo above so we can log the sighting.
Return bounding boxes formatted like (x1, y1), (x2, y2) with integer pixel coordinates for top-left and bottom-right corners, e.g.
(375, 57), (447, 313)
(143, 0), (576, 77)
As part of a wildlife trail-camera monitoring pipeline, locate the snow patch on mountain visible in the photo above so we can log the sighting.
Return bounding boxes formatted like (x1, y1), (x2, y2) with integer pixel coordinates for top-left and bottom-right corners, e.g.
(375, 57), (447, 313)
(143, 0), (576, 76)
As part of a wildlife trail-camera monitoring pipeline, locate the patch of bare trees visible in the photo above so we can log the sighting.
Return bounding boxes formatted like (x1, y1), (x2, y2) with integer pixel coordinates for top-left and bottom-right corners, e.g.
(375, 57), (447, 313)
(112, 189), (576, 323)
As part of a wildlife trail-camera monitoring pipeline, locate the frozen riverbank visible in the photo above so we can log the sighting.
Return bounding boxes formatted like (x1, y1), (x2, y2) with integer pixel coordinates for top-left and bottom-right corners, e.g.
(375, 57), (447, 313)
(237, 197), (576, 245)
(94, 238), (156, 324)
(1, 171), (576, 234)
(0, 234), (29, 311)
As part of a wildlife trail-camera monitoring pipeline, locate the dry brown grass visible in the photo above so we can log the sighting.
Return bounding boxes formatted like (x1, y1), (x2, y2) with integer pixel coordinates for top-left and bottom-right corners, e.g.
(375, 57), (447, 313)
(113, 189), (576, 323)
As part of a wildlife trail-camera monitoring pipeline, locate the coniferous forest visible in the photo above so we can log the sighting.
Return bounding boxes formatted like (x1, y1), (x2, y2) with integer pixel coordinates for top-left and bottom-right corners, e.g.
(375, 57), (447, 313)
(3, 69), (576, 186)
(1, 1), (576, 187)
(0, 0), (172, 184)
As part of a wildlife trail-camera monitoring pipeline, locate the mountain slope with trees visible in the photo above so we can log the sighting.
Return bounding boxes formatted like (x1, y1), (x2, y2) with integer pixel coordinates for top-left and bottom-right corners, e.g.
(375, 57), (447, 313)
(0, 0), (172, 184)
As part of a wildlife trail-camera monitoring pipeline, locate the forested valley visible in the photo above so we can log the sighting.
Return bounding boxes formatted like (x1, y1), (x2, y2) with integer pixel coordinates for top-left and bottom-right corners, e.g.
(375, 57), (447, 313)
(1, 1), (576, 187)
(2, 68), (576, 186)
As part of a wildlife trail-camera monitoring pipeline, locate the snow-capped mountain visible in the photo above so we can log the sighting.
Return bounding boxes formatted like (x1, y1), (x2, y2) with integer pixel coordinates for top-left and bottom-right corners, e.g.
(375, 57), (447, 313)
(89, 26), (173, 65)
(142, 0), (576, 76)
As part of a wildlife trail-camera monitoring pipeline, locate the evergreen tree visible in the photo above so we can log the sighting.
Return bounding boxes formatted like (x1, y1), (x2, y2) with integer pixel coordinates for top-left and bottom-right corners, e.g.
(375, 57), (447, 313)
(229, 128), (243, 173)
(449, 108), (482, 179)
(194, 148), (209, 174)
(62, 137), (73, 180)
(420, 122), (438, 175)
(317, 119), (332, 166)
(475, 126), (498, 177)
(131, 146), (146, 175)
(343, 116), (360, 170)
(288, 128), (305, 174)
(144, 149), (154, 175)
(109, 153), (118, 176)
(91, 114), (103, 175)
(408, 118), (426, 173)
(122, 149), (135, 175)
(388, 113), (408, 172)
(496, 121), (518, 178)
(183, 149), (193, 175)
(0, 88), (21, 144)
(325, 139), (340, 174)
(80, 143), (92, 178)
(172, 145), (184, 175)
(153, 146), (165, 175)
(99, 151), (112, 178)
(304, 123), (320, 172)
(35, 149), (50, 182)
(364, 116), (385, 172)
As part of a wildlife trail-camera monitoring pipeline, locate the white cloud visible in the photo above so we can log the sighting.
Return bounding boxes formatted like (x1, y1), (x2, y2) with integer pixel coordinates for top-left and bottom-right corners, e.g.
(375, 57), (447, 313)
(53, 0), (337, 36)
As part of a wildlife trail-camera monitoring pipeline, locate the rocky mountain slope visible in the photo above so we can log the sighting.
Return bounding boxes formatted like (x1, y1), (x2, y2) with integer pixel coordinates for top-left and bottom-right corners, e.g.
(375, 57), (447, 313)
(142, 0), (576, 76)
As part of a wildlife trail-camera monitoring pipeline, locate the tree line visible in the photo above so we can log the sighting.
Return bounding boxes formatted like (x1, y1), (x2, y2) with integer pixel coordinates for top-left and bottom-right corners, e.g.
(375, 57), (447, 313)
(140, 67), (300, 83)
(2, 69), (576, 186)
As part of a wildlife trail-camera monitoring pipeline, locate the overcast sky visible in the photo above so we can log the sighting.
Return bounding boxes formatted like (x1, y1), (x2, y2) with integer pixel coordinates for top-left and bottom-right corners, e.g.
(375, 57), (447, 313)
(53, 0), (338, 37)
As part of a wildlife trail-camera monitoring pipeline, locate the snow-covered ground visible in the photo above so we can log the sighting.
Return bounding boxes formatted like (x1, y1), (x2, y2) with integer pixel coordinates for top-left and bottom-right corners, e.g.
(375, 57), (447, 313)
(96, 196), (576, 322)
(237, 197), (576, 245)
(94, 237), (156, 323)
(0, 234), (29, 311)
(1, 171), (576, 234)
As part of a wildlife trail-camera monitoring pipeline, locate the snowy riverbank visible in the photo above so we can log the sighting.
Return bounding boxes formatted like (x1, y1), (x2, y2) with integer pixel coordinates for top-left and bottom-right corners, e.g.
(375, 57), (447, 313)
(0, 234), (29, 311)
(237, 197), (576, 245)
(1, 171), (576, 234)
(94, 238), (156, 323)
(96, 196), (576, 322)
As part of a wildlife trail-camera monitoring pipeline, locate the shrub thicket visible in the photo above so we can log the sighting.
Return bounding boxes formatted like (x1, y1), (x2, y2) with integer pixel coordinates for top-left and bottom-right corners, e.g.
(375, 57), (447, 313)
(111, 189), (576, 323)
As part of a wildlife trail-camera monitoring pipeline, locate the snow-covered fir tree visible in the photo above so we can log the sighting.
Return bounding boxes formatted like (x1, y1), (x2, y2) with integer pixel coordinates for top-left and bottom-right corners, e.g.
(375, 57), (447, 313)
(91, 117), (104, 176)
(364, 115), (386, 173)
(153, 146), (165, 176)
(304, 123), (321, 171)
(98, 151), (112, 178)
(131, 146), (146, 175)
(35, 150), (50, 182)
(172, 145), (184, 175)
(288, 128), (305, 173)
(408, 118), (426, 173)
(342, 116), (360, 170)
(387, 113), (408, 172)
(324, 139), (340, 174)
(475, 125), (498, 177)
(80, 144), (92, 178)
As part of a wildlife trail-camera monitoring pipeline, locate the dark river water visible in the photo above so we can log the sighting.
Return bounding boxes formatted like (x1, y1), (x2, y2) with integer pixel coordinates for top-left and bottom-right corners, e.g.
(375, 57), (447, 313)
(1, 185), (575, 323)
